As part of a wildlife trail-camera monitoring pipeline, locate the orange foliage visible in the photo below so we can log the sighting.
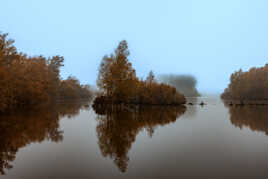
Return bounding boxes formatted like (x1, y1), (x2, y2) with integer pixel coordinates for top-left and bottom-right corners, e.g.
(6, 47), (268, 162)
(0, 33), (92, 112)
(95, 40), (186, 105)
(222, 64), (268, 101)
(59, 76), (92, 100)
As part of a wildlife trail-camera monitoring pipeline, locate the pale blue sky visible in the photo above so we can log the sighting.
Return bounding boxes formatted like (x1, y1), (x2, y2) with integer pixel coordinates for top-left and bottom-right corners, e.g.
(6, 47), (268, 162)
(1, 0), (268, 93)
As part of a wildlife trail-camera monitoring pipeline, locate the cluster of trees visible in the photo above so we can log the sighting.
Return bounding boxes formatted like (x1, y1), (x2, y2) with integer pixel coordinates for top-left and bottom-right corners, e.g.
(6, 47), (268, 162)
(0, 33), (92, 112)
(221, 64), (268, 101)
(58, 76), (92, 100)
(158, 74), (200, 97)
(96, 40), (186, 105)
(95, 105), (186, 172)
(0, 101), (90, 175)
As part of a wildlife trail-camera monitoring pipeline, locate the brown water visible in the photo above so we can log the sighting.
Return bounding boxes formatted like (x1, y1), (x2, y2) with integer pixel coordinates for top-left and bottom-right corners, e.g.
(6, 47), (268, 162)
(1, 96), (268, 179)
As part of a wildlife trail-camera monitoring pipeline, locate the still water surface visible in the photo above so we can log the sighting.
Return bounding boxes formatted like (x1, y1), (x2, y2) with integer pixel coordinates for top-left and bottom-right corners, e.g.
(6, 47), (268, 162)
(1, 96), (268, 179)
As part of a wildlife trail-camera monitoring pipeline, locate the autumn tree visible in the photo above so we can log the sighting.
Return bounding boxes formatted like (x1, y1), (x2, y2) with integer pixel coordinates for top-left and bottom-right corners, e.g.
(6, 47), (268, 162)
(221, 64), (268, 102)
(97, 40), (137, 102)
(94, 40), (186, 106)
(47, 56), (65, 98)
(59, 76), (92, 100)
(0, 33), (19, 110)
(0, 32), (92, 112)
(97, 55), (114, 95)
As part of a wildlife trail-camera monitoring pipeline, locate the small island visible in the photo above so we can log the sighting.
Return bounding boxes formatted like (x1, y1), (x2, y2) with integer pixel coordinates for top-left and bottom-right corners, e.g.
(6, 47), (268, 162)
(93, 40), (186, 107)
(221, 64), (268, 105)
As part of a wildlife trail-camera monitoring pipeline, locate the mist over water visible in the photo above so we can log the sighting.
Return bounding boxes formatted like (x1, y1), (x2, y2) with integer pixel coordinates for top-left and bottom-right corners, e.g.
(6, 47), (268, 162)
(1, 96), (268, 178)
(1, 1), (268, 178)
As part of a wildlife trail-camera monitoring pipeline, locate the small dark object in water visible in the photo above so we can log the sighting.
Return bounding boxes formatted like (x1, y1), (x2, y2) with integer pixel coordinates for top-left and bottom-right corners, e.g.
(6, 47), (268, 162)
(229, 102), (233, 106)
(200, 101), (206, 106)
(188, 102), (193, 105)
(84, 104), (90, 108)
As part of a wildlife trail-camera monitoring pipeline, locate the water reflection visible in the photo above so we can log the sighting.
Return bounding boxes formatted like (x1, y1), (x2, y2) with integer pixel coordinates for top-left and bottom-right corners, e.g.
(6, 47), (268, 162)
(227, 105), (268, 135)
(0, 101), (90, 175)
(93, 105), (186, 172)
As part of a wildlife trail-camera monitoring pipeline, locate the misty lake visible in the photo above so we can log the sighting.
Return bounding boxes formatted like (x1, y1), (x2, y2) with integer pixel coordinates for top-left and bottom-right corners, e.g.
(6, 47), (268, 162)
(1, 96), (268, 179)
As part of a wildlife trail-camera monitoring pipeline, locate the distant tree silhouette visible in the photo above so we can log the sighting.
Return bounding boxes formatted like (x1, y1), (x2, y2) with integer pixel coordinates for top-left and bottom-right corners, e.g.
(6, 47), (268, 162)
(158, 74), (200, 97)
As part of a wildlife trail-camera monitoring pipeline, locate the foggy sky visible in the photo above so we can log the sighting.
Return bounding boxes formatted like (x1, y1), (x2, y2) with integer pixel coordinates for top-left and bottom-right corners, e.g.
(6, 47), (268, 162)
(1, 0), (268, 93)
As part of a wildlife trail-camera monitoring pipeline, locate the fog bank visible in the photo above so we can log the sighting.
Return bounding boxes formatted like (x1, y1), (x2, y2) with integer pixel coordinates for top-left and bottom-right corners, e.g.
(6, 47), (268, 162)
(158, 74), (200, 97)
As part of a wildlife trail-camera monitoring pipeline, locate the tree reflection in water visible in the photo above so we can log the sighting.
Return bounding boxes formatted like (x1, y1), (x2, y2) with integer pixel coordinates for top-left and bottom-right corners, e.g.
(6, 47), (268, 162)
(93, 105), (186, 172)
(227, 105), (268, 135)
(0, 101), (90, 175)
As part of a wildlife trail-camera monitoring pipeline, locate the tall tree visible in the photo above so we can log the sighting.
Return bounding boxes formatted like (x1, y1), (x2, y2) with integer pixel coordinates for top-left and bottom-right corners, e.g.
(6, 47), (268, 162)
(97, 40), (137, 101)
(97, 55), (114, 95)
